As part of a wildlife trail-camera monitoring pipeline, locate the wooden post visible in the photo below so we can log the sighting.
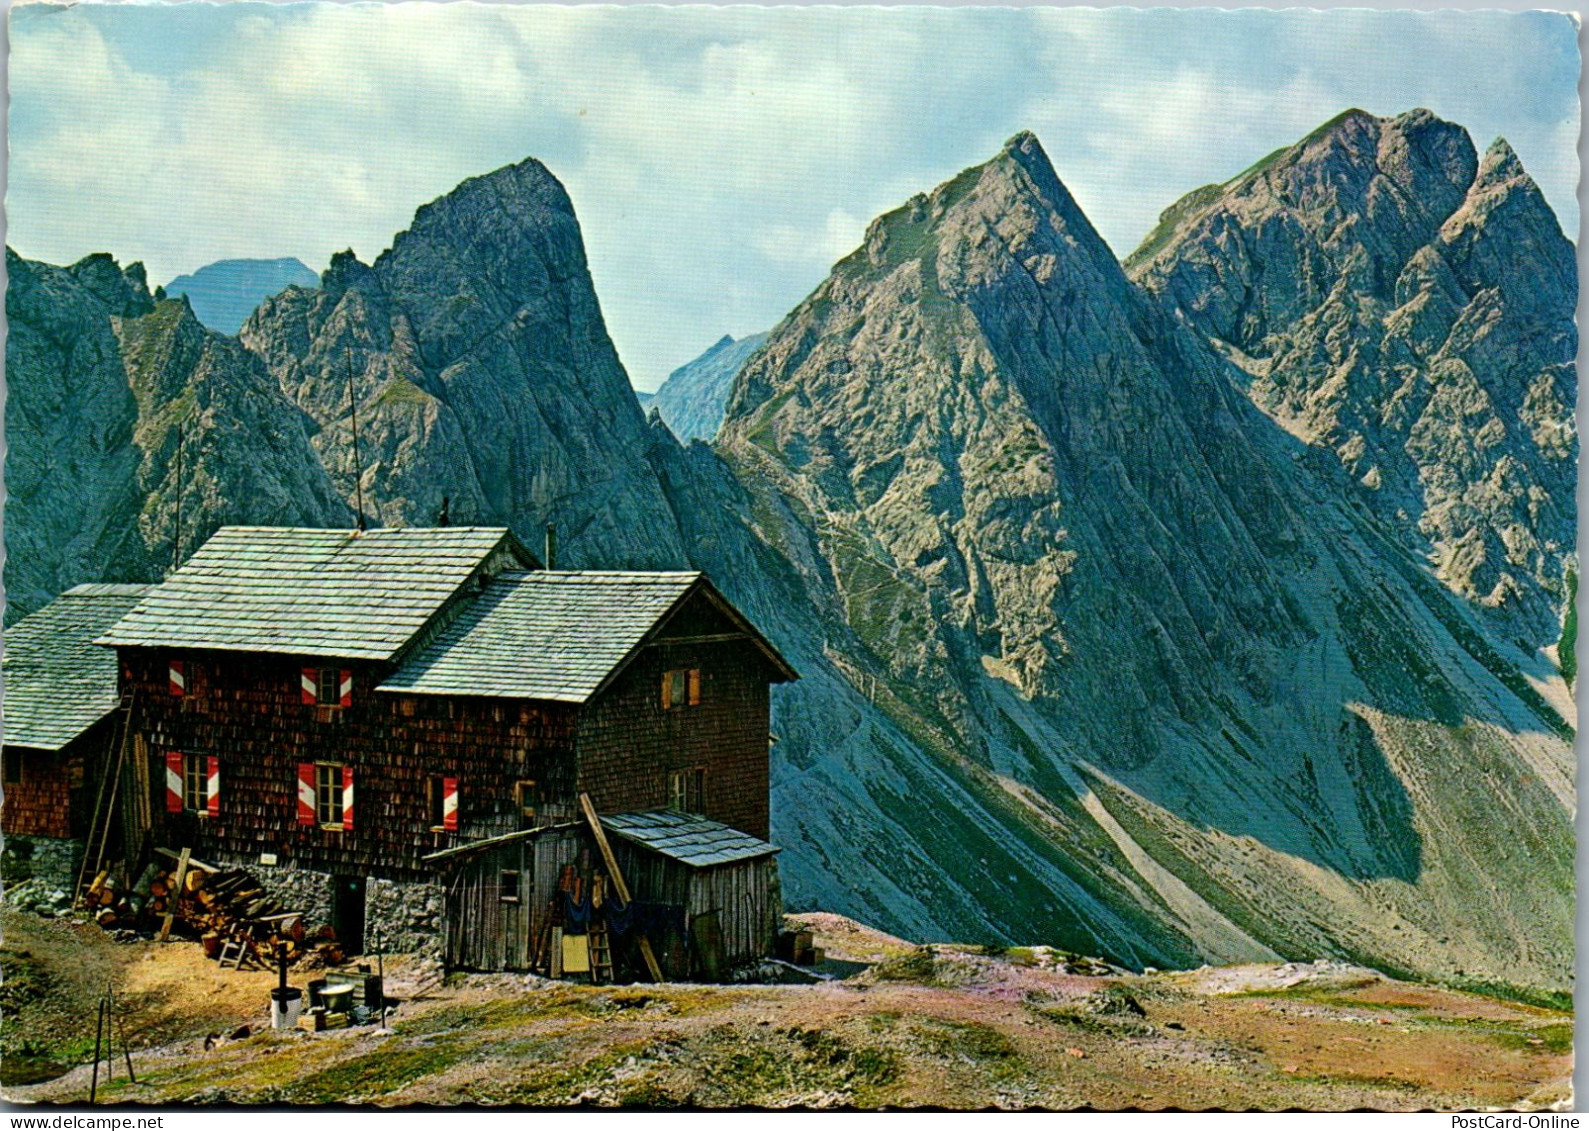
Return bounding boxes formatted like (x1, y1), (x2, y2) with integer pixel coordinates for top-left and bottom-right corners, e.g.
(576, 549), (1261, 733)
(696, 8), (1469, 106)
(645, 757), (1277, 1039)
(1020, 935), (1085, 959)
(578, 793), (664, 982)
(90, 995), (105, 1102)
(109, 985), (136, 1084)
(159, 848), (190, 942)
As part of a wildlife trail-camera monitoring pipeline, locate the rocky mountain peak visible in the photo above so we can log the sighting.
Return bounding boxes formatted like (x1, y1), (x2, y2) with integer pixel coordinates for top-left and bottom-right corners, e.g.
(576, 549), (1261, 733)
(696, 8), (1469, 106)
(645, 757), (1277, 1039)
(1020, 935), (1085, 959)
(321, 248), (380, 297)
(1129, 108), (1575, 642)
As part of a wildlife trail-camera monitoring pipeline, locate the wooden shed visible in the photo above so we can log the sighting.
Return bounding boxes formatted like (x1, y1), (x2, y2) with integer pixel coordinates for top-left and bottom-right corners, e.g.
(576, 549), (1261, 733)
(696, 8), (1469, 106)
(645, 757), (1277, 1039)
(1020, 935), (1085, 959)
(429, 808), (780, 980)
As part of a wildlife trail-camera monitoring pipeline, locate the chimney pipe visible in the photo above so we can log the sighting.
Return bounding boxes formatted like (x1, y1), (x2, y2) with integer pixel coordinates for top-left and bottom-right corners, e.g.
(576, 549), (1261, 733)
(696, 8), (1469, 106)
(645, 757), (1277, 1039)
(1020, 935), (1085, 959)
(544, 523), (557, 571)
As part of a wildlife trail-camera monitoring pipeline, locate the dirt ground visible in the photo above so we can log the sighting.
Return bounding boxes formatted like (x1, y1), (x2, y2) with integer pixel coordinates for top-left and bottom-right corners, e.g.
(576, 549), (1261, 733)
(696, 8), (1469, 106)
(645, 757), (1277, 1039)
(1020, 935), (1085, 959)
(2, 909), (1572, 1110)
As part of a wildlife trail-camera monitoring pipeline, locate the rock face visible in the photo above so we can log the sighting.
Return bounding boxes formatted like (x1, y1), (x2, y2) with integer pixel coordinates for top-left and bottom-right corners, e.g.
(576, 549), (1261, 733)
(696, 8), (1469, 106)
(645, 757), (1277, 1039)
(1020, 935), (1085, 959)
(649, 332), (771, 443)
(714, 127), (1574, 989)
(4, 249), (350, 620)
(1127, 109), (1576, 644)
(5, 113), (1573, 991)
(164, 257), (320, 335)
(240, 158), (686, 569)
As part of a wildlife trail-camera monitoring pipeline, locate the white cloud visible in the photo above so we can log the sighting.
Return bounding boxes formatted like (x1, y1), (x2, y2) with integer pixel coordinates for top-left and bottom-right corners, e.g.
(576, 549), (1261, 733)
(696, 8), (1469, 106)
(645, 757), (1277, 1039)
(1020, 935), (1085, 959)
(6, 5), (1578, 386)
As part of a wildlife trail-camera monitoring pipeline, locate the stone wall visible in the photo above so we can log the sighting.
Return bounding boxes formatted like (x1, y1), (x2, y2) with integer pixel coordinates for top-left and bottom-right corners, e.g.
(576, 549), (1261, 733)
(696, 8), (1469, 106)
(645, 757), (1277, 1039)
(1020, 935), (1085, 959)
(2, 834), (82, 889)
(246, 861), (334, 928)
(366, 877), (444, 958)
(217, 858), (441, 957)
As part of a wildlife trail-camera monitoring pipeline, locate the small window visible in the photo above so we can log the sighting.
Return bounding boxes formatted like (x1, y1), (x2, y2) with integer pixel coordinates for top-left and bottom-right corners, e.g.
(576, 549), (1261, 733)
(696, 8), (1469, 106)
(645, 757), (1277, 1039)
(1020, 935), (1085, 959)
(3, 749), (23, 786)
(661, 668), (701, 710)
(669, 767), (706, 814)
(515, 780), (538, 824)
(317, 668), (341, 706)
(183, 754), (208, 811)
(500, 870), (520, 902)
(427, 775), (458, 831)
(427, 777), (446, 829)
(316, 763), (343, 827)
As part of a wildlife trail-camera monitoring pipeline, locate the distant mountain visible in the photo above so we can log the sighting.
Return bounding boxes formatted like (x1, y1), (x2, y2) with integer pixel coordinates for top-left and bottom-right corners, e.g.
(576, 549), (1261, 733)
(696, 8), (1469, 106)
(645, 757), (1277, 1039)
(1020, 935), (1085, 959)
(712, 124), (1573, 988)
(4, 249), (350, 620)
(239, 158), (687, 568)
(649, 332), (771, 443)
(1128, 109), (1576, 644)
(165, 257), (319, 334)
(6, 111), (1574, 993)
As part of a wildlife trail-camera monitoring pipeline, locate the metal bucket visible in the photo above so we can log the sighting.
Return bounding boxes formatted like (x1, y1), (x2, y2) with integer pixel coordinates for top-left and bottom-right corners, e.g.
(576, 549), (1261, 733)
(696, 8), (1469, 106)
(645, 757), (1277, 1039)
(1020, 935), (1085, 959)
(270, 987), (303, 1030)
(322, 984), (354, 1014)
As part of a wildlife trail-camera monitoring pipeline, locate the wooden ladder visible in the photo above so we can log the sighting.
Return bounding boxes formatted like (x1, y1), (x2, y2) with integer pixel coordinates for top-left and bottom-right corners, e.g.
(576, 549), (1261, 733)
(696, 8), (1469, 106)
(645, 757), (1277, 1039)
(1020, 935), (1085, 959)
(75, 689), (138, 908)
(589, 923), (613, 985)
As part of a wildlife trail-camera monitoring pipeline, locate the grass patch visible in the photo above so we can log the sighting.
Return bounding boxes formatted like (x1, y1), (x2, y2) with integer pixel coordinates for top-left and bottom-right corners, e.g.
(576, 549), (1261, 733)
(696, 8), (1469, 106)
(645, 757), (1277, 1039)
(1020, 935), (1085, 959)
(1487, 1022), (1573, 1055)
(282, 1040), (473, 1104)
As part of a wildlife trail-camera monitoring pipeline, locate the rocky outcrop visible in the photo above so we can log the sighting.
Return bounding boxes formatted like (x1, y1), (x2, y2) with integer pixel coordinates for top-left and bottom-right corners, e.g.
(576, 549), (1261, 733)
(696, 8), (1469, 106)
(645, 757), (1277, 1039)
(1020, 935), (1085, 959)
(6, 115), (1573, 990)
(1128, 109), (1576, 644)
(713, 127), (1574, 989)
(241, 159), (686, 569)
(4, 249), (349, 620)
(649, 332), (771, 443)
(164, 257), (319, 334)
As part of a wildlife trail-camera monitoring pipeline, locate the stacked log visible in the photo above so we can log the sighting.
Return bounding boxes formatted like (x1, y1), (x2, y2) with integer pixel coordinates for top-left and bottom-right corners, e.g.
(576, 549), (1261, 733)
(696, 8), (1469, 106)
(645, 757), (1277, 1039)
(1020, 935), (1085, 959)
(86, 852), (343, 968)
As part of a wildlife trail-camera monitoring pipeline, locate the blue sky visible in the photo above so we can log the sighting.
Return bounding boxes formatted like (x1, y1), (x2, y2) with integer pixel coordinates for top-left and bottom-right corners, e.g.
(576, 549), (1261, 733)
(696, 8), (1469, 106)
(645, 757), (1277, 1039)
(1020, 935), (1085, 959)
(7, 3), (1580, 390)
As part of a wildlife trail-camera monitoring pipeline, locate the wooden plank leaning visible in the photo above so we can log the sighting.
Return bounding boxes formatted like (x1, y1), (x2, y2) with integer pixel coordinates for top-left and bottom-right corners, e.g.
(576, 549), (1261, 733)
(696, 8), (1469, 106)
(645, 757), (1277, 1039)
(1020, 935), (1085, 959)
(159, 847), (190, 942)
(578, 793), (664, 982)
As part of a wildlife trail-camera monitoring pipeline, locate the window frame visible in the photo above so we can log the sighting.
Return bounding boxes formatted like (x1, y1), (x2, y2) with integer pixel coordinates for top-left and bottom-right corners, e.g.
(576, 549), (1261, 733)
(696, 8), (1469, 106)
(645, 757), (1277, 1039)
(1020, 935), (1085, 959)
(499, 870), (521, 903)
(315, 762), (344, 829)
(514, 779), (538, 825)
(668, 766), (707, 814)
(316, 667), (341, 707)
(661, 667), (702, 710)
(183, 753), (208, 813)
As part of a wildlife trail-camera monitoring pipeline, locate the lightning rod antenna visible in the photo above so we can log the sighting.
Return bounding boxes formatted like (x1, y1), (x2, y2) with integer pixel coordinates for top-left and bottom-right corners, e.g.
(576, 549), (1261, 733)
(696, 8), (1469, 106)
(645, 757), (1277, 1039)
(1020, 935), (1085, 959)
(346, 348), (367, 532)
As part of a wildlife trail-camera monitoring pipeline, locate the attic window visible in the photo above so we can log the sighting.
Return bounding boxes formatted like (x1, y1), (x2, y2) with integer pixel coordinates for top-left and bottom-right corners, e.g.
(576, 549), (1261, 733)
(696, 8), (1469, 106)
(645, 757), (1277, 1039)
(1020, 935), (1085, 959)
(301, 667), (353, 708)
(661, 668), (701, 710)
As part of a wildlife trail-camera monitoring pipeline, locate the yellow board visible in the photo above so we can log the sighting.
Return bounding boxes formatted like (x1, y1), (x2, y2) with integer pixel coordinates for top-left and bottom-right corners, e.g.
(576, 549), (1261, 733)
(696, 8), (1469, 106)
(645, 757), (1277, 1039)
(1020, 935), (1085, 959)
(561, 933), (590, 974)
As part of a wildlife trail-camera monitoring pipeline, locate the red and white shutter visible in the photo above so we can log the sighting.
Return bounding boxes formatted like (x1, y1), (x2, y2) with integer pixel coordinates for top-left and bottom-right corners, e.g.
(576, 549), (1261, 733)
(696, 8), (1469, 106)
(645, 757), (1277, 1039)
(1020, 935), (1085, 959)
(168, 660), (186, 697)
(339, 669), (353, 708)
(164, 751), (184, 812)
(206, 756), (220, 818)
(300, 668), (318, 705)
(296, 763), (316, 825)
(341, 766), (355, 831)
(442, 777), (459, 831)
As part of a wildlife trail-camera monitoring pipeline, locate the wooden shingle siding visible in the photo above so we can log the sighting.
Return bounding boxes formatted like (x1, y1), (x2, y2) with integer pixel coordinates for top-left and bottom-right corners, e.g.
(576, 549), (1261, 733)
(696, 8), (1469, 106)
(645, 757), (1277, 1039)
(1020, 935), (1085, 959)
(127, 649), (578, 881)
(3, 746), (80, 838)
(576, 635), (772, 840)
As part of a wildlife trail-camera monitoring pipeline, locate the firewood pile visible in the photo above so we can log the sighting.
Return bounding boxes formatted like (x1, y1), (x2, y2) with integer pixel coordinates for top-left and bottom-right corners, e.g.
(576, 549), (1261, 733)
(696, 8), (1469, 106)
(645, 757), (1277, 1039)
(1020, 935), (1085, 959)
(81, 850), (344, 969)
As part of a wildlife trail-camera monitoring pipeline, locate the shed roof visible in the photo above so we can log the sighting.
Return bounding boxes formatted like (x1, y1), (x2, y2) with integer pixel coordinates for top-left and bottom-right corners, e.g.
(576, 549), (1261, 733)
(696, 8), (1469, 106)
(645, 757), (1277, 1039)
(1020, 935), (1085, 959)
(378, 570), (795, 702)
(602, 809), (780, 868)
(4, 584), (150, 751)
(96, 526), (534, 661)
(421, 809), (778, 870)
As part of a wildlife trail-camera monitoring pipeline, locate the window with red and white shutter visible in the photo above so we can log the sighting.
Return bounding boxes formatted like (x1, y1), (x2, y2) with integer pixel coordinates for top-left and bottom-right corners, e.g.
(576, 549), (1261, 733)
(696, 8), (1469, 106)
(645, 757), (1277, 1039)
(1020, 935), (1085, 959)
(296, 763), (317, 825)
(165, 751), (184, 812)
(206, 756), (220, 818)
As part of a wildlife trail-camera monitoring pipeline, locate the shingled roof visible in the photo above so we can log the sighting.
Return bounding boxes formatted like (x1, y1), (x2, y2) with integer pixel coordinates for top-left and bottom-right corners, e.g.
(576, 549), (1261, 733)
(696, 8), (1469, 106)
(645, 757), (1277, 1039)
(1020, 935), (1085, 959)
(602, 809), (780, 868)
(96, 527), (535, 661)
(378, 570), (795, 702)
(4, 584), (150, 751)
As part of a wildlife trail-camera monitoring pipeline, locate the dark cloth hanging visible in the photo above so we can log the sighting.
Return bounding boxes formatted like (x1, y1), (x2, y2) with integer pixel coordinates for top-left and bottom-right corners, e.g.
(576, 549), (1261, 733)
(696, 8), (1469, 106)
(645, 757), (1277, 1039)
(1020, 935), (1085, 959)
(602, 895), (635, 936)
(562, 887), (593, 935)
